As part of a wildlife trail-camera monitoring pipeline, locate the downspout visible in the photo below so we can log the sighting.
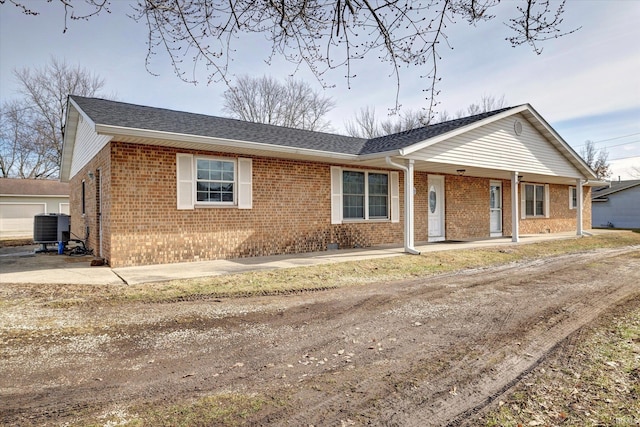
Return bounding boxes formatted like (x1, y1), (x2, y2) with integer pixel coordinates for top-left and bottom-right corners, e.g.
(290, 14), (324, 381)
(576, 178), (584, 236)
(511, 171), (520, 243)
(386, 157), (421, 255)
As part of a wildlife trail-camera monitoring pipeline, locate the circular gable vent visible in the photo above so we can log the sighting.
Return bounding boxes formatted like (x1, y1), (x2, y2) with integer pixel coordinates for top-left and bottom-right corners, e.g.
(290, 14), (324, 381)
(514, 120), (523, 135)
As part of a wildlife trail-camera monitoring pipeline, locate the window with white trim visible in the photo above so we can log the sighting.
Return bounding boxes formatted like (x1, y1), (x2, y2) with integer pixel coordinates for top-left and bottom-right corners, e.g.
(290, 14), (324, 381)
(525, 183), (545, 217)
(196, 158), (235, 204)
(569, 186), (577, 209)
(342, 170), (389, 220)
(330, 167), (398, 224)
(176, 153), (252, 210)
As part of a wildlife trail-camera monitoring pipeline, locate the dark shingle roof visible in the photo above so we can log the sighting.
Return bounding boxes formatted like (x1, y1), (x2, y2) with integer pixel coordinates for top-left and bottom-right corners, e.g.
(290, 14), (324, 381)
(361, 108), (514, 154)
(70, 96), (516, 156)
(71, 96), (368, 155)
(592, 180), (640, 199)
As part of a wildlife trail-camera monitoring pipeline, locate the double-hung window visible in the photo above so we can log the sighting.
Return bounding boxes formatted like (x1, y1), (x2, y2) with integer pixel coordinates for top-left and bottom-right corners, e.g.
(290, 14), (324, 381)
(196, 158), (235, 204)
(176, 153), (252, 210)
(524, 183), (545, 217)
(342, 170), (389, 220)
(569, 186), (577, 209)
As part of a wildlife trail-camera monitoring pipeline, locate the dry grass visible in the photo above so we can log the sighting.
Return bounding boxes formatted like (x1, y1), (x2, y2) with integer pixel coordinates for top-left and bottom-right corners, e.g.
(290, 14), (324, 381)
(0, 238), (33, 247)
(87, 393), (270, 427)
(479, 297), (640, 427)
(4, 232), (640, 308)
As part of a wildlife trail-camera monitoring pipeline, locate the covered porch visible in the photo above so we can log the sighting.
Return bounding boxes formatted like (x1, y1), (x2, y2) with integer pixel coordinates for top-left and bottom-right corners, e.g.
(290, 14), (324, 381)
(379, 157), (604, 255)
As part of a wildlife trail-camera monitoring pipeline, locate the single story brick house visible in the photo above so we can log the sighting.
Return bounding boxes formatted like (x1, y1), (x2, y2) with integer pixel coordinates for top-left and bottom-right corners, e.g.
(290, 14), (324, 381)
(60, 96), (602, 267)
(0, 178), (69, 239)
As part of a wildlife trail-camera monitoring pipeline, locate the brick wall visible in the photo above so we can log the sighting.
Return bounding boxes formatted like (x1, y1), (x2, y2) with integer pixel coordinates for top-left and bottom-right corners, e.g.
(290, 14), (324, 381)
(445, 175), (492, 239)
(413, 172), (428, 242)
(519, 183), (591, 234)
(69, 141), (592, 267)
(69, 143), (111, 259)
(105, 142), (404, 267)
(423, 176), (587, 240)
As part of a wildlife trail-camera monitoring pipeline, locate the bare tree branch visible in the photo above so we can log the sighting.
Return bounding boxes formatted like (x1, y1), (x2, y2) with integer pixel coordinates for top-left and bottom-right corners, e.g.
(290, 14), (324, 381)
(505, 0), (580, 54)
(0, 57), (107, 178)
(346, 94), (507, 137)
(5, 0), (578, 116)
(222, 75), (335, 131)
(580, 140), (611, 180)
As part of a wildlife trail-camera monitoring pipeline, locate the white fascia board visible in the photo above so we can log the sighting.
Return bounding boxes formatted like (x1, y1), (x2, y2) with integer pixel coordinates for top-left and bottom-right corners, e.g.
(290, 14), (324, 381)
(583, 180), (611, 187)
(94, 124), (360, 162)
(356, 150), (403, 162)
(60, 103), (79, 182)
(398, 105), (530, 156)
(522, 105), (598, 180)
(69, 97), (98, 129)
(60, 98), (101, 182)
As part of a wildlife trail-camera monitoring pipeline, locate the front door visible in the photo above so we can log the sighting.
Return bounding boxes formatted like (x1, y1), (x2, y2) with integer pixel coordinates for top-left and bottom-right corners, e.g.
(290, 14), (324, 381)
(428, 175), (445, 242)
(490, 181), (502, 237)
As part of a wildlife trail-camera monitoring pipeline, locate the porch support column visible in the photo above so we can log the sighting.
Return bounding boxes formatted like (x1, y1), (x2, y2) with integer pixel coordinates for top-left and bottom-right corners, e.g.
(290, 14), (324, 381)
(576, 178), (584, 236)
(511, 171), (520, 243)
(405, 159), (416, 252)
(385, 156), (420, 254)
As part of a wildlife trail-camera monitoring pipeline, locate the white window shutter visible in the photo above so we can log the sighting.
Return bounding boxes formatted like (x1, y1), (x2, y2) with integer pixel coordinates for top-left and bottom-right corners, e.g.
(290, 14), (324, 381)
(520, 183), (526, 220)
(390, 171), (400, 223)
(176, 153), (194, 210)
(237, 157), (252, 209)
(544, 184), (550, 218)
(330, 166), (342, 224)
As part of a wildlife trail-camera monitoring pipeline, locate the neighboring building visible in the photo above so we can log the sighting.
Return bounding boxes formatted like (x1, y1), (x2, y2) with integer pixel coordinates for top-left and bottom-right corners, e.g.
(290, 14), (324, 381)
(0, 178), (70, 239)
(61, 96), (601, 267)
(592, 180), (640, 229)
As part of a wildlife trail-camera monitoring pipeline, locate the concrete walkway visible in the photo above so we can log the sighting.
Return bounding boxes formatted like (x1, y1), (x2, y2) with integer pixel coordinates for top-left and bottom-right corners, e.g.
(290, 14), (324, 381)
(0, 231), (604, 286)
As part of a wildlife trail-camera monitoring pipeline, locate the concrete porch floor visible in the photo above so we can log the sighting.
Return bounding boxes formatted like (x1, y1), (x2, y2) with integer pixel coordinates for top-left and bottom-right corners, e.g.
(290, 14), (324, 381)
(0, 230), (614, 286)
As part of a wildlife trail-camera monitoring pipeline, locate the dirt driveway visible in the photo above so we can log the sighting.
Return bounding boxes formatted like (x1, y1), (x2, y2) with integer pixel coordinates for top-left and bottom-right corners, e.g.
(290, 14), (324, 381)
(1, 245), (639, 426)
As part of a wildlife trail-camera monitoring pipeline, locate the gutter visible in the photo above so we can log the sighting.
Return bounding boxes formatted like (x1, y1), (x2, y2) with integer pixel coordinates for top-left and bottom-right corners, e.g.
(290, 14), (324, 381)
(385, 157), (420, 255)
(95, 124), (360, 162)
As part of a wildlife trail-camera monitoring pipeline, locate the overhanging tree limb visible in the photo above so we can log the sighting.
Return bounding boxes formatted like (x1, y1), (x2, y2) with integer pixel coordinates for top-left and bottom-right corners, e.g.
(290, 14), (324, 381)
(4, 0), (579, 117)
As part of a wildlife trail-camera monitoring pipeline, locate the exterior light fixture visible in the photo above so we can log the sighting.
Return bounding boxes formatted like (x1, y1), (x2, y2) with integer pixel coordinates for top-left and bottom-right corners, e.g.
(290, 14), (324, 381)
(456, 169), (466, 176)
(88, 171), (95, 180)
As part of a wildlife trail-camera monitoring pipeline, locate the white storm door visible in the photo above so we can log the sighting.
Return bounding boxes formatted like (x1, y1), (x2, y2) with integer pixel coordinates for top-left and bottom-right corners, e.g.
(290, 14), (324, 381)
(490, 181), (502, 237)
(428, 175), (445, 242)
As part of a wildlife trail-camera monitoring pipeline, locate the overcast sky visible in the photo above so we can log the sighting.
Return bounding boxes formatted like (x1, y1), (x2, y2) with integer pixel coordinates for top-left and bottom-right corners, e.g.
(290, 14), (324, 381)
(1, 0), (638, 178)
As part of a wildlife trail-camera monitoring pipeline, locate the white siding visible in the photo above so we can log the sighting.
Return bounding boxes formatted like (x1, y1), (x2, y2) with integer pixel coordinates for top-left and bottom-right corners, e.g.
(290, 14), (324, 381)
(69, 116), (112, 179)
(410, 114), (582, 178)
